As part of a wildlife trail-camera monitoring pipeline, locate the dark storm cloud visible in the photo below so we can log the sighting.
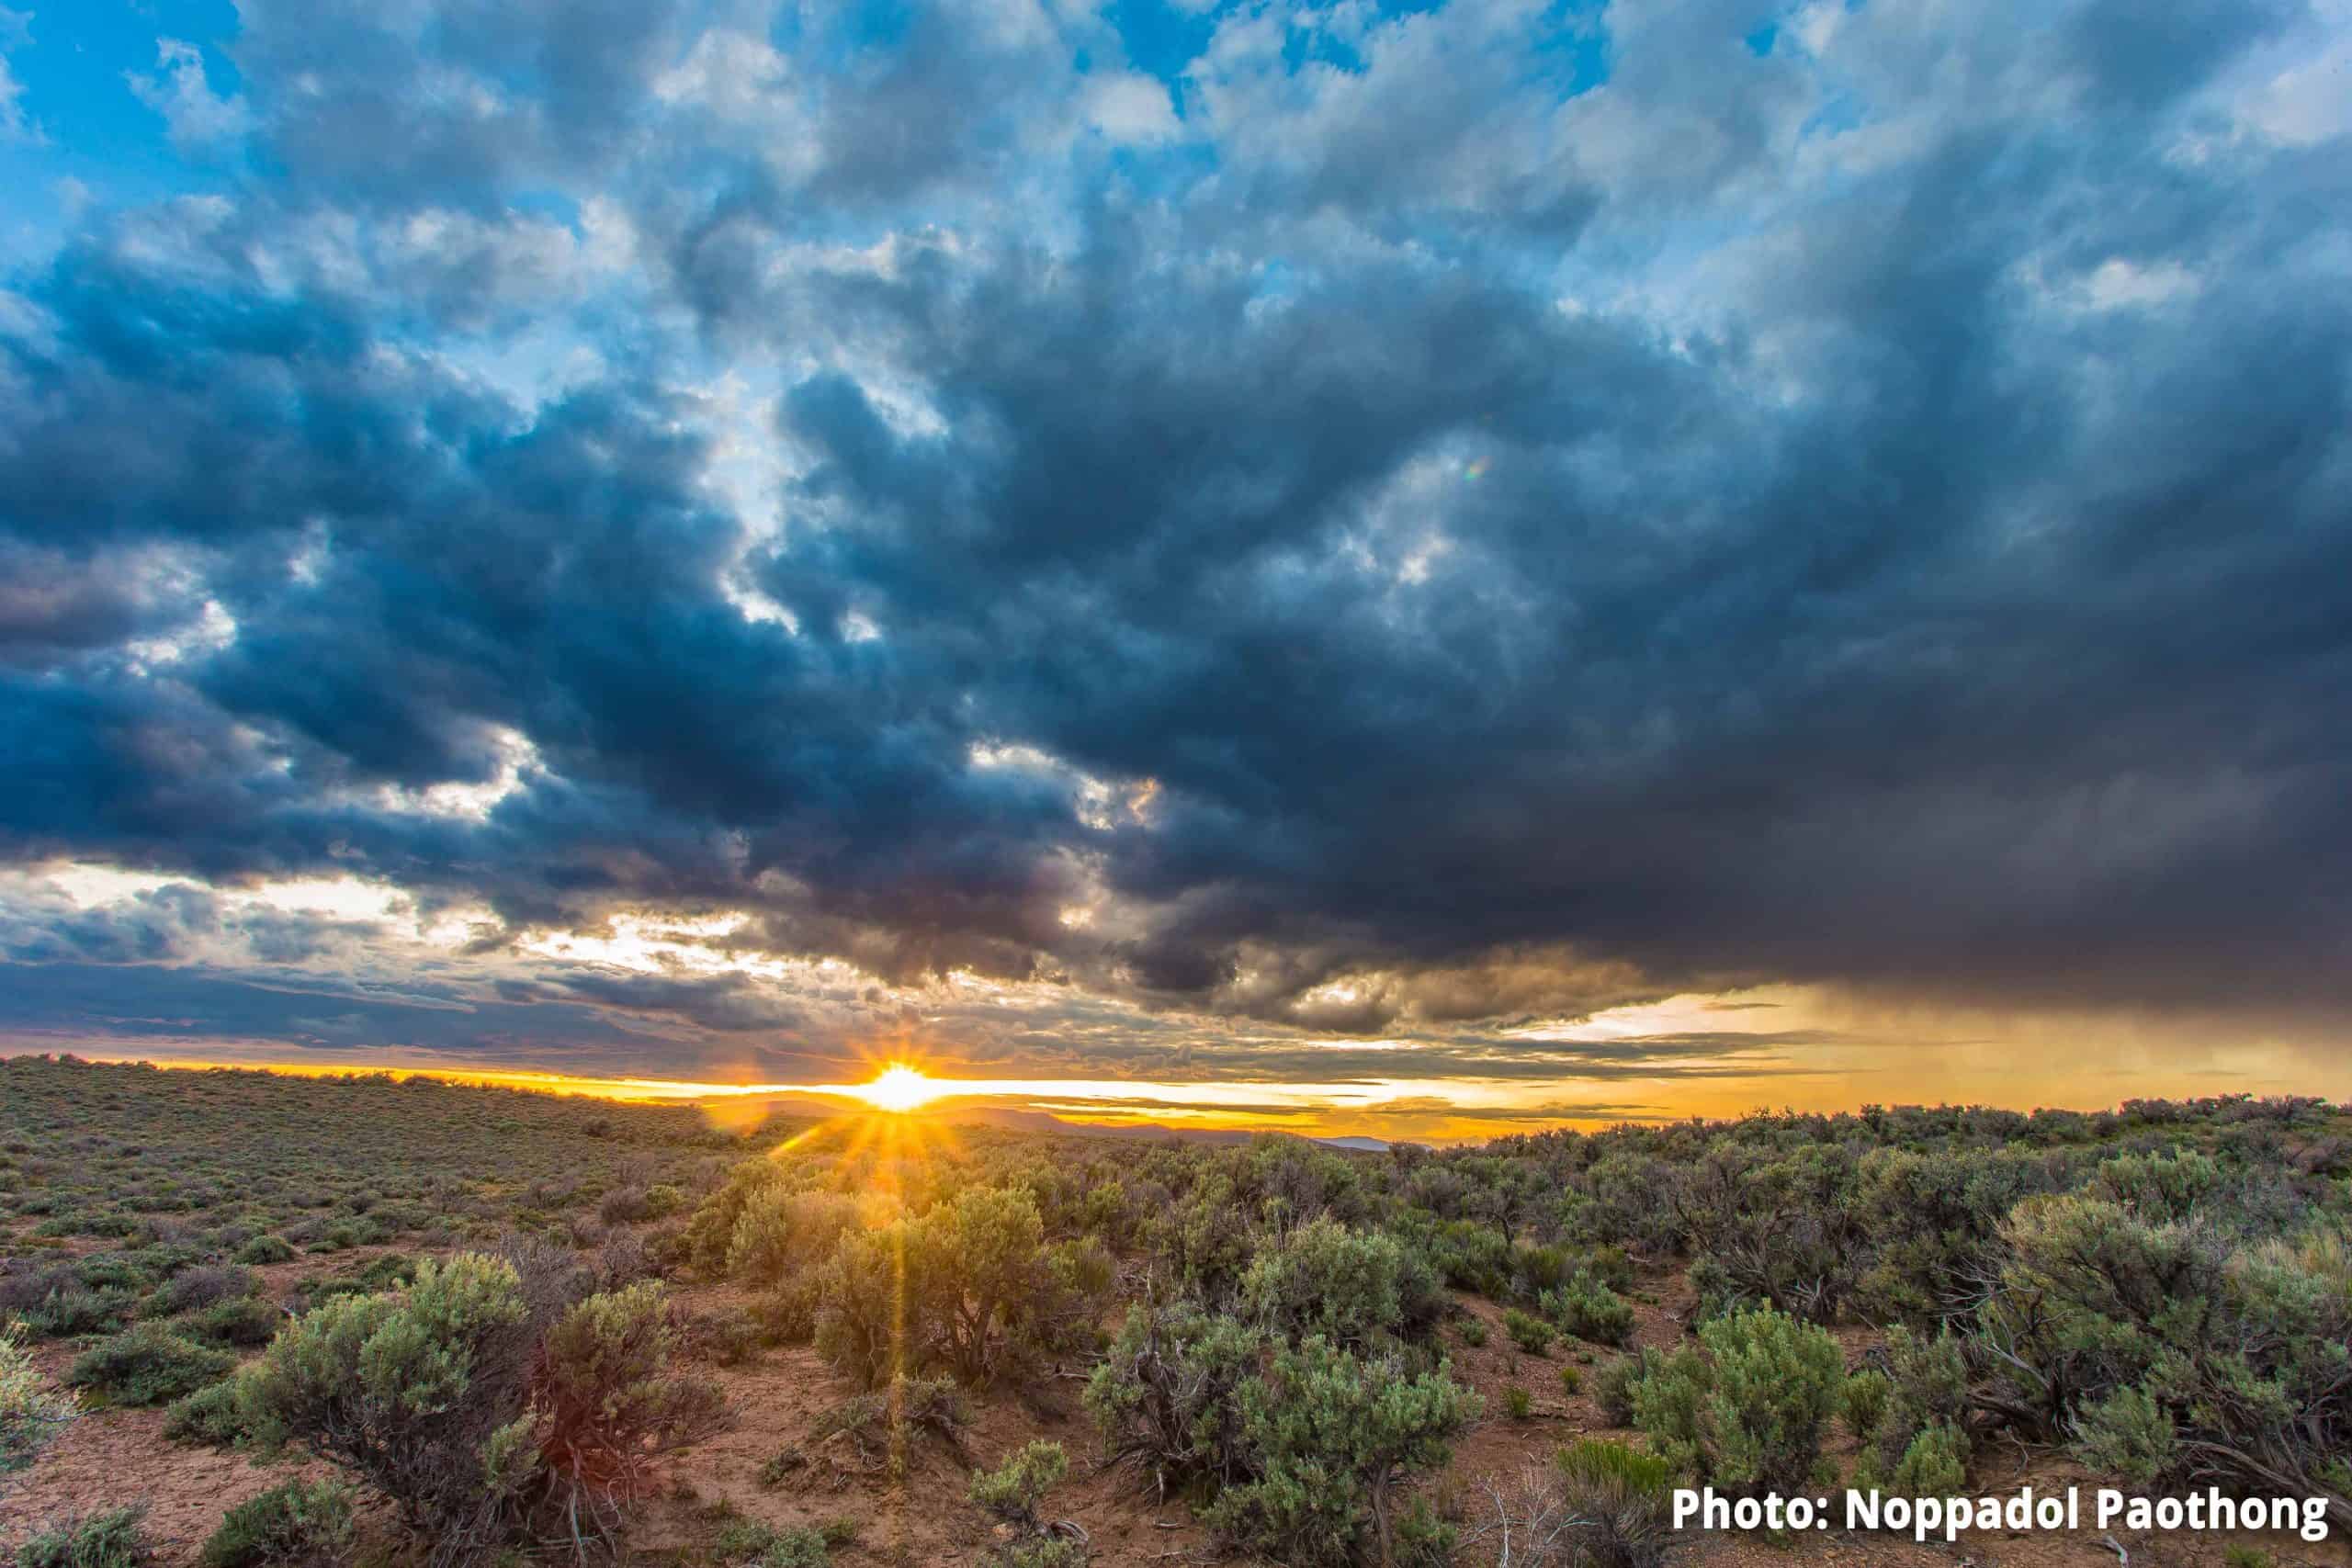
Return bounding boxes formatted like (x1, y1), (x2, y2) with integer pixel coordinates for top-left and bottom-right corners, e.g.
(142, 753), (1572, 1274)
(494, 969), (808, 1035)
(0, 959), (662, 1060)
(1, 0), (2348, 1071)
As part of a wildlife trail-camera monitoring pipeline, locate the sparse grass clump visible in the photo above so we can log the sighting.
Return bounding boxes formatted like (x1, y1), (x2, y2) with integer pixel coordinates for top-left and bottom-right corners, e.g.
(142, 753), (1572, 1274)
(197, 1479), (358, 1568)
(66, 1325), (234, 1407)
(810, 1374), (970, 1472)
(1550, 1438), (1676, 1568)
(970, 1439), (1069, 1527)
(710, 1516), (857, 1568)
(2, 1320), (74, 1474)
(15, 1506), (152, 1568)
(971, 1440), (1086, 1566)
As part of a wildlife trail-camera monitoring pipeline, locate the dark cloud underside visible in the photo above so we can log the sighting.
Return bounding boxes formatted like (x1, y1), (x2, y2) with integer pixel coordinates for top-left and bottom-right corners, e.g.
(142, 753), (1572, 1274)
(0, 0), (2347, 1089)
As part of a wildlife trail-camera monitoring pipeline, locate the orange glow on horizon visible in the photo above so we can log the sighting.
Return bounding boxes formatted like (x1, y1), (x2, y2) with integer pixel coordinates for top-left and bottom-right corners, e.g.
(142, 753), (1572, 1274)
(854, 1063), (944, 1114)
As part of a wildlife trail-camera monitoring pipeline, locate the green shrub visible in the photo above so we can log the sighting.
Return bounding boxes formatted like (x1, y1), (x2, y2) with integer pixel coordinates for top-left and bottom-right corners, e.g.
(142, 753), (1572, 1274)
(998, 1544), (1086, 1568)
(145, 1266), (256, 1319)
(1503, 1308), (1555, 1356)
(1560, 1436), (1674, 1495)
(1975, 1198), (2351, 1525)
(66, 1325), (233, 1406)
(20, 1287), (130, 1339)
(1516, 1244), (1573, 1297)
(291, 1254), (418, 1312)
(197, 1479), (356, 1568)
(1194, 1335), (1476, 1568)
(232, 1235), (296, 1267)
(970, 1439), (1069, 1531)
(682, 1161), (790, 1274)
(1852, 1325), (1973, 1484)
(725, 1189), (859, 1284)
(809, 1224), (898, 1387)
(2089, 1150), (2224, 1223)
(687, 1303), (765, 1366)
(754, 1274), (824, 1346)
(162, 1379), (252, 1448)
(1559, 1364), (1583, 1396)
(242, 1251), (543, 1546)
(1841, 1369), (1890, 1444)
(1593, 1355), (1642, 1426)
(2, 1320), (74, 1475)
(816, 1188), (1106, 1388)
(1547, 1271), (1634, 1347)
(15, 1506), (150, 1568)
(1850, 1145), (2058, 1321)
(1888, 1423), (1969, 1495)
(1140, 1175), (1256, 1300)
(1238, 1218), (1444, 1350)
(242, 1251), (722, 1558)
(1506, 1386), (1533, 1420)
(1585, 1246), (1635, 1292)
(1458, 1316), (1487, 1348)
(1684, 1254), (1748, 1325)
(70, 1258), (154, 1295)
(1085, 1301), (1263, 1496)
(232, 1232), (296, 1269)
(192, 1297), (282, 1348)
(1631, 1306), (1842, 1494)
(534, 1280), (729, 1522)
(1412, 1216), (1515, 1297)
(2070, 1385), (2176, 1484)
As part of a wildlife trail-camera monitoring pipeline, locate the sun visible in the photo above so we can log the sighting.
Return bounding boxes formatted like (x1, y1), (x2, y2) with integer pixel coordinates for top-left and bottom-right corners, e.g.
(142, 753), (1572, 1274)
(858, 1063), (943, 1114)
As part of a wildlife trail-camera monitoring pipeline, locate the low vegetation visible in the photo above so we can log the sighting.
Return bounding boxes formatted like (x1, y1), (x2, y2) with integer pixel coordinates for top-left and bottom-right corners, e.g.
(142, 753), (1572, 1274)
(4, 1056), (2349, 1565)
(196, 1480), (357, 1568)
(1, 1322), (72, 1477)
(13, 1506), (151, 1568)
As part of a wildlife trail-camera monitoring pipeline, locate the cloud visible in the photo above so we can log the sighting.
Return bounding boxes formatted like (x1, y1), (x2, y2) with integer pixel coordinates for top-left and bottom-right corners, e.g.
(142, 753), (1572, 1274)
(127, 39), (254, 152)
(0, 0), (2347, 1108)
(0, 6), (34, 145)
(1081, 72), (1182, 145)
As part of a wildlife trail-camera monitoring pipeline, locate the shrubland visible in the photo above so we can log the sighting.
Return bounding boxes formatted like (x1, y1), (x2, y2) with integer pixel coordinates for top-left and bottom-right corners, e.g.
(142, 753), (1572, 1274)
(4, 1056), (2350, 1564)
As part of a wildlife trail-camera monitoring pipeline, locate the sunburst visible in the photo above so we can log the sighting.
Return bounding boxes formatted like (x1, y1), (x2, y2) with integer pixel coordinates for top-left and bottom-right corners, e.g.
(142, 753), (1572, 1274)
(857, 1063), (943, 1114)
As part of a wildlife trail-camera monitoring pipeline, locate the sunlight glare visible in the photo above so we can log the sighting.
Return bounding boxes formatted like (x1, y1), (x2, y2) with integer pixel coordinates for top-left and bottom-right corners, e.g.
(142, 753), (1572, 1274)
(859, 1063), (943, 1114)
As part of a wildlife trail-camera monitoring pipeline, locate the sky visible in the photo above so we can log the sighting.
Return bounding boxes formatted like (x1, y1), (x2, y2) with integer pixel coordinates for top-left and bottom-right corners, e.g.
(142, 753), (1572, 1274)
(0, 0), (2347, 1141)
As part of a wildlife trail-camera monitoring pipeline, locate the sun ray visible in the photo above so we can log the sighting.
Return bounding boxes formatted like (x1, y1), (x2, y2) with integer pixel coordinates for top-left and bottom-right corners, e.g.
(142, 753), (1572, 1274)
(860, 1063), (940, 1113)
